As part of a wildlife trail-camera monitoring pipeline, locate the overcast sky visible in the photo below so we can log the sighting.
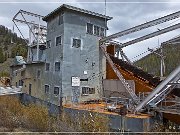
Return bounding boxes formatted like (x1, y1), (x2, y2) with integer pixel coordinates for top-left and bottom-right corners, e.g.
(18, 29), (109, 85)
(0, 0), (180, 61)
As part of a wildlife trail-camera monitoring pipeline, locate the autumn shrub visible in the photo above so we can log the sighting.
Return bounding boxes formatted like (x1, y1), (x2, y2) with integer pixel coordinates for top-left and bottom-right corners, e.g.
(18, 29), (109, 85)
(0, 96), (109, 132)
(61, 111), (109, 132)
(0, 96), (53, 131)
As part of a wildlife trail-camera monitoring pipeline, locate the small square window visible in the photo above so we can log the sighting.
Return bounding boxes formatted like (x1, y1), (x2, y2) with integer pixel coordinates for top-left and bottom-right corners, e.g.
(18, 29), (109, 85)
(54, 87), (59, 95)
(45, 85), (50, 94)
(37, 70), (40, 79)
(87, 23), (93, 34)
(45, 63), (50, 71)
(72, 39), (81, 48)
(55, 62), (60, 71)
(56, 36), (62, 46)
(46, 40), (51, 48)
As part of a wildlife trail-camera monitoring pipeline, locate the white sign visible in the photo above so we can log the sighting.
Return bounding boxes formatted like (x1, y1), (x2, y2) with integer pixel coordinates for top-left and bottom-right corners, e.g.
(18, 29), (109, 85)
(84, 70), (88, 75)
(72, 77), (80, 86)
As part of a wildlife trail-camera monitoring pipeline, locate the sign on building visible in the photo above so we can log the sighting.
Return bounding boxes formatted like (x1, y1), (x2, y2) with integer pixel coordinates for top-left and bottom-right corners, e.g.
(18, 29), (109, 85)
(72, 77), (80, 86)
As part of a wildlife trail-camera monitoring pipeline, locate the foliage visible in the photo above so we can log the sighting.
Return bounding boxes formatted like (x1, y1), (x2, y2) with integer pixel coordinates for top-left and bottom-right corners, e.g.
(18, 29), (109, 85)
(0, 71), (10, 77)
(0, 25), (27, 62)
(0, 47), (4, 63)
(11, 44), (27, 58)
(135, 44), (180, 76)
(61, 110), (109, 132)
(0, 96), (109, 132)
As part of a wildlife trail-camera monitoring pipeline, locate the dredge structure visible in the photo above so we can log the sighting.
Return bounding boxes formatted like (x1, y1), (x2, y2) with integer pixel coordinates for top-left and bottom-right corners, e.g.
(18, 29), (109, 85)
(3, 4), (180, 131)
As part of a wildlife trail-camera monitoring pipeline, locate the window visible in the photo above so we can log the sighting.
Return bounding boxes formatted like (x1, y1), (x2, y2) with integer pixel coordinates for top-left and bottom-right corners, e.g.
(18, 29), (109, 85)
(59, 14), (64, 25)
(46, 40), (51, 48)
(45, 63), (50, 71)
(94, 25), (100, 36)
(72, 38), (81, 48)
(55, 62), (60, 71)
(56, 36), (62, 46)
(29, 84), (32, 95)
(37, 70), (40, 79)
(54, 87), (59, 95)
(19, 80), (23, 86)
(87, 23), (93, 34)
(82, 87), (95, 95)
(21, 71), (25, 76)
(45, 85), (50, 94)
(100, 28), (105, 37)
(82, 87), (89, 95)
(89, 88), (95, 94)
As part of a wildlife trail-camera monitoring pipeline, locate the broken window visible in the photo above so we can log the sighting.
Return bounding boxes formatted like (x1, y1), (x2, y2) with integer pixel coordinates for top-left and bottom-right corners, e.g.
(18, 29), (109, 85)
(72, 38), (81, 48)
(54, 86), (59, 95)
(100, 27), (105, 37)
(46, 40), (51, 48)
(55, 62), (60, 71)
(45, 63), (50, 71)
(87, 23), (93, 34)
(94, 25), (100, 36)
(37, 70), (40, 79)
(59, 13), (64, 25)
(56, 36), (62, 46)
(45, 85), (50, 94)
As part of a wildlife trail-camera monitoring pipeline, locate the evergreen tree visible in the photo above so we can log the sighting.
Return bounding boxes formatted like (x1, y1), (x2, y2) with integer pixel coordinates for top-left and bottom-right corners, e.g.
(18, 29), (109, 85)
(0, 47), (4, 63)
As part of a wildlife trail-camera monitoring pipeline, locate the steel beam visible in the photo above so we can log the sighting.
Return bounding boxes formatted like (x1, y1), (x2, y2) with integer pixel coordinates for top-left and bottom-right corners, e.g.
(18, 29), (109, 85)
(135, 64), (180, 112)
(13, 18), (47, 29)
(100, 10), (180, 43)
(121, 23), (180, 48)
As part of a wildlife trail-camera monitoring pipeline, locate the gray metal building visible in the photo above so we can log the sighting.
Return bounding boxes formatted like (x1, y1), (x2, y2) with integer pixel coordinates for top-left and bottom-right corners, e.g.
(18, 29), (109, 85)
(42, 4), (112, 105)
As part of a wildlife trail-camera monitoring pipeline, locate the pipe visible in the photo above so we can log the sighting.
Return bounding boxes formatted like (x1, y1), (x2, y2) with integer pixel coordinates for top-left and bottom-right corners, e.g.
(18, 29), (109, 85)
(135, 64), (180, 112)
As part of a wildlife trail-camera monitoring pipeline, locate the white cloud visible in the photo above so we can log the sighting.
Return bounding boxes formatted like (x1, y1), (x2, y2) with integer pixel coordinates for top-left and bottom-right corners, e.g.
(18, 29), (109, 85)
(0, 0), (180, 60)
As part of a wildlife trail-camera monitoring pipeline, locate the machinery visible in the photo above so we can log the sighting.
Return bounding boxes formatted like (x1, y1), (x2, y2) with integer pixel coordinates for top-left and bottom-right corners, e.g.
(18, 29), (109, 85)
(100, 10), (180, 117)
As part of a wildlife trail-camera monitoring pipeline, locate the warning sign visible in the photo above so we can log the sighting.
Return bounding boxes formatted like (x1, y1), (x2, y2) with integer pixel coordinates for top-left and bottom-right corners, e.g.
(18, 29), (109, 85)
(72, 77), (80, 86)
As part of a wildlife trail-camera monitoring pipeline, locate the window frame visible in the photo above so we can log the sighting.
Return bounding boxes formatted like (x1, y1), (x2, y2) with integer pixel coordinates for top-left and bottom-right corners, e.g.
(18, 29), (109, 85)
(45, 63), (50, 71)
(72, 38), (81, 48)
(82, 87), (95, 95)
(46, 40), (51, 48)
(45, 84), (50, 94)
(82, 87), (89, 95)
(58, 13), (64, 25)
(54, 86), (60, 96)
(86, 23), (93, 35)
(37, 70), (41, 79)
(93, 25), (100, 36)
(100, 27), (105, 37)
(55, 35), (62, 46)
(55, 62), (60, 72)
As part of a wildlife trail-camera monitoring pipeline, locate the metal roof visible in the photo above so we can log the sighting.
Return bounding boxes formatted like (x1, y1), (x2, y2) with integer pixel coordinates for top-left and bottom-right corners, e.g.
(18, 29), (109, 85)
(43, 4), (113, 21)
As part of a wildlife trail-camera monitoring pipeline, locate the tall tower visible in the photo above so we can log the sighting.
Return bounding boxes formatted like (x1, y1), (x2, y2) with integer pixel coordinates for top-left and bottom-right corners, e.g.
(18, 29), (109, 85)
(43, 4), (112, 104)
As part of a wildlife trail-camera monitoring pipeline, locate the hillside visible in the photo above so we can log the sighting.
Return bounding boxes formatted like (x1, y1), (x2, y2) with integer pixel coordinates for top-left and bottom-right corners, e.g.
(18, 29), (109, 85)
(134, 43), (180, 77)
(0, 25), (27, 77)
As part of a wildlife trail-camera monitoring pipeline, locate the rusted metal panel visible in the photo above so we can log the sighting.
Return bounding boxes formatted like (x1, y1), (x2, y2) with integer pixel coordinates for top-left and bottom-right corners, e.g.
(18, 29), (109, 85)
(103, 79), (135, 98)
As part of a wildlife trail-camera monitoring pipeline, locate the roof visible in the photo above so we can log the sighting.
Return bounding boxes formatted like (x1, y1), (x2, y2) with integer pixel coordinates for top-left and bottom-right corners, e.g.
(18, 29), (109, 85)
(43, 4), (113, 21)
(10, 61), (45, 67)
